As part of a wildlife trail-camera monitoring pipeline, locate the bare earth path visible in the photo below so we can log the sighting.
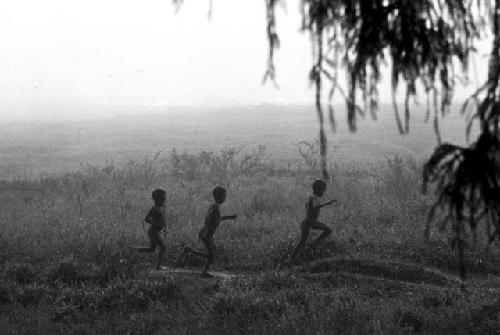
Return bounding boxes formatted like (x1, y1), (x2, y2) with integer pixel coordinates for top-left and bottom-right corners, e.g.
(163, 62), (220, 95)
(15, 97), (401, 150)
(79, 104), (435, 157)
(155, 266), (240, 280)
(145, 256), (474, 290)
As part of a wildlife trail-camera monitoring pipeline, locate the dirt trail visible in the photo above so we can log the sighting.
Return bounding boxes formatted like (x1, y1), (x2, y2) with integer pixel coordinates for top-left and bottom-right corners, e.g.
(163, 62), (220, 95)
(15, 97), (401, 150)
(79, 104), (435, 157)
(153, 266), (240, 280)
(147, 257), (476, 289)
(295, 257), (465, 287)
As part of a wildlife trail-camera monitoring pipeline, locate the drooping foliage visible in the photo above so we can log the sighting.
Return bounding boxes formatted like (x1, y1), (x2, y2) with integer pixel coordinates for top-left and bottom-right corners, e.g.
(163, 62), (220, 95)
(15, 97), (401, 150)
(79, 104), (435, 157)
(173, 0), (500, 281)
(263, 0), (499, 282)
(265, 0), (480, 134)
(422, 1), (500, 281)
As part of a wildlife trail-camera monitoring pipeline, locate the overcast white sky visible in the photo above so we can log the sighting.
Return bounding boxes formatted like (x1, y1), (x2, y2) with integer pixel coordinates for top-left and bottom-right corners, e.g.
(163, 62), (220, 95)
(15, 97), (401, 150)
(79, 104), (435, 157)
(0, 0), (491, 120)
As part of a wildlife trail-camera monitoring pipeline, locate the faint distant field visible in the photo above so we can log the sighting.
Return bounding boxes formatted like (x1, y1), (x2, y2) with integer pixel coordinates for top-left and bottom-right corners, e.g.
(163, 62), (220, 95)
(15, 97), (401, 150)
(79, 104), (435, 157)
(1, 105), (498, 334)
(0, 104), (467, 178)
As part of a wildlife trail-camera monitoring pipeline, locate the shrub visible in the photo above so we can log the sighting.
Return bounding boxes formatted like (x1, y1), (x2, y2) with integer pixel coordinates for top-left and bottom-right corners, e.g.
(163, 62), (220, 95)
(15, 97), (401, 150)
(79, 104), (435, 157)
(210, 293), (286, 333)
(381, 154), (420, 198)
(297, 140), (321, 172)
(168, 146), (271, 185)
(47, 262), (84, 286)
(97, 282), (150, 312)
(0, 281), (14, 307)
(93, 254), (139, 285)
(7, 263), (38, 285)
(96, 280), (179, 312)
(15, 284), (54, 308)
(395, 309), (424, 332)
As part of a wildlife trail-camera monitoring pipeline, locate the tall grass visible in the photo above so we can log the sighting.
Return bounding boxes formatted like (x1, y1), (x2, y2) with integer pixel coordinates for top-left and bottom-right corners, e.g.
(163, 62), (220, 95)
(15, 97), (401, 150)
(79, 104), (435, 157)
(0, 147), (427, 266)
(2, 147), (500, 334)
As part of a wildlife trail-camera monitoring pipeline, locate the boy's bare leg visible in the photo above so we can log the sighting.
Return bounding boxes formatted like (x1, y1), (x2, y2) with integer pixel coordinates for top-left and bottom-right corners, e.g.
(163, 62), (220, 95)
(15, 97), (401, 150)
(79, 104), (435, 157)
(156, 240), (166, 270)
(289, 224), (310, 261)
(156, 251), (163, 270)
(309, 221), (332, 249)
(201, 237), (215, 276)
(137, 230), (160, 253)
(202, 259), (212, 276)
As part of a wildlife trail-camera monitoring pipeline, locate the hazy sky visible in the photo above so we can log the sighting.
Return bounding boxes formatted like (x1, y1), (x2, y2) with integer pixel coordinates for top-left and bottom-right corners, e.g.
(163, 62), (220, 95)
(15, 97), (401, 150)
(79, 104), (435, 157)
(0, 0), (491, 120)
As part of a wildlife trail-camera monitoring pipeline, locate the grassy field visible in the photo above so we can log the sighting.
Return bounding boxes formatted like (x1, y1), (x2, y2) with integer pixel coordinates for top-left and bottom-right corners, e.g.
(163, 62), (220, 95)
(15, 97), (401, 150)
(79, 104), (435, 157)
(0, 104), (468, 177)
(1, 106), (498, 334)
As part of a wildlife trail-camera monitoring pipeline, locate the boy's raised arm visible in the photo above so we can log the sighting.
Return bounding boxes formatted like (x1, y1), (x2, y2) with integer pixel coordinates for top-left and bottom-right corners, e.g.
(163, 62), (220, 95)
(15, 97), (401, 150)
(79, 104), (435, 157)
(319, 199), (337, 208)
(221, 215), (237, 221)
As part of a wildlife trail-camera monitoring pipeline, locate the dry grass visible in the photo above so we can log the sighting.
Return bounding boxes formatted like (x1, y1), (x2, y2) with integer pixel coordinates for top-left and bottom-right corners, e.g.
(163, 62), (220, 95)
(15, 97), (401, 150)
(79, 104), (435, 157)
(1, 149), (500, 334)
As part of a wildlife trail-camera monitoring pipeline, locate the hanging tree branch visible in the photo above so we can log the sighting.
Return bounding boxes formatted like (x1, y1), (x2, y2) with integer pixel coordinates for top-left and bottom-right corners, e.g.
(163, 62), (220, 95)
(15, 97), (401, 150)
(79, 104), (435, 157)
(305, 0), (330, 180)
(173, 0), (500, 283)
(263, 0), (477, 182)
(263, 0), (281, 88)
(423, 0), (500, 283)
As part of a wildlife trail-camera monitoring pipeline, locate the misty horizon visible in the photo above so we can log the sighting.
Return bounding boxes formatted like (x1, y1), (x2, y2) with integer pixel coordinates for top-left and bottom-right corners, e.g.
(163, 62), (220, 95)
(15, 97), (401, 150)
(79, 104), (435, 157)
(0, 100), (475, 123)
(0, 0), (491, 124)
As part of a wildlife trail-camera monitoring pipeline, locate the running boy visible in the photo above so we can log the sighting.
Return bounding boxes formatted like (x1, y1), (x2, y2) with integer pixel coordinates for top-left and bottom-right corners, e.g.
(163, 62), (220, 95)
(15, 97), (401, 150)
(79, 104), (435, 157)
(188, 186), (237, 277)
(136, 188), (167, 270)
(289, 180), (336, 261)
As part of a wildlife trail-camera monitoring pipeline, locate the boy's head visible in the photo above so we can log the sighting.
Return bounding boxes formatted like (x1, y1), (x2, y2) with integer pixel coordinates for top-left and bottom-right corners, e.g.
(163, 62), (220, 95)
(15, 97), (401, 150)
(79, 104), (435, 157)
(152, 188), (166, 205)
(312, 180), (327, 196)
(212, 186), (227, 204)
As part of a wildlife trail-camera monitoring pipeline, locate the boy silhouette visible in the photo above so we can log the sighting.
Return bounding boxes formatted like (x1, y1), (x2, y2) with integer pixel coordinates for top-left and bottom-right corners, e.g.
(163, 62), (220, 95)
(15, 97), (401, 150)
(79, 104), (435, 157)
(136, 188), (167, 270)
(289, 180), (336, 262)
(186, 186), (237, 277)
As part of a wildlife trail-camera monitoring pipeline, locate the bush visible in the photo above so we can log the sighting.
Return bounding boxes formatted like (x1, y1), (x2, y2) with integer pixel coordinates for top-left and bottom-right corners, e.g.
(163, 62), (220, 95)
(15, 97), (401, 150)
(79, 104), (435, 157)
(168, 146), (270, 185)
(15, 284), (55, 307)
(47, 262), (85, 286)
(297, 140), (321, 172)
(97, 282), (150, 312)
(7, 263), (38, 285)
(92, 254), (139, 285)
(0, 281), (14, 307)
(97, 280), (179, 312)
(210, 293), (286, 333)
(380, 154), (420, 198)
(395, 309), (424, 332)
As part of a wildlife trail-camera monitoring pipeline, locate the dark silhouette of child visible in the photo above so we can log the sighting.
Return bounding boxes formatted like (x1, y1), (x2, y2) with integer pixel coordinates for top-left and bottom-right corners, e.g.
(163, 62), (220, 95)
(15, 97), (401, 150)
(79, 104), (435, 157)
(136, 188), (167, 270)
(289, 180), (336, 261)
(187, 186), (237, 277)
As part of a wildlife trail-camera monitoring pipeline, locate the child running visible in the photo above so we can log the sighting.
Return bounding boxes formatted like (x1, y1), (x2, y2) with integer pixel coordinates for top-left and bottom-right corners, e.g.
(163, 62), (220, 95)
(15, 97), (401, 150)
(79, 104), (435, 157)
(136, 188), (167, 270)
(187, 186), (237, 277)
(288, 180), (336, 262)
